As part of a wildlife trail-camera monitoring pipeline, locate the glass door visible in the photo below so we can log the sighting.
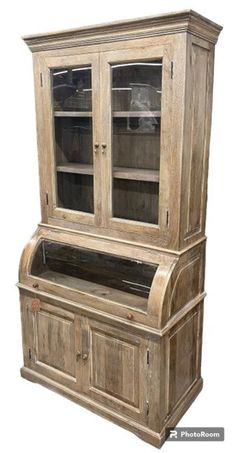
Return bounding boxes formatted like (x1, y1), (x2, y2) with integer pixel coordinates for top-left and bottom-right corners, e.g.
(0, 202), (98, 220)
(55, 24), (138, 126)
(112, 60), (161, 224)
(100, 47), (172, 238)
(42, 54), (100, 225)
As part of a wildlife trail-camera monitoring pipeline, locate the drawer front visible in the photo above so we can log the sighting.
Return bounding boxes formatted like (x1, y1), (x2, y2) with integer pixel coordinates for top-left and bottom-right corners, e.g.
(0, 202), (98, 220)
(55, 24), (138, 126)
(80, 317), (149, 424)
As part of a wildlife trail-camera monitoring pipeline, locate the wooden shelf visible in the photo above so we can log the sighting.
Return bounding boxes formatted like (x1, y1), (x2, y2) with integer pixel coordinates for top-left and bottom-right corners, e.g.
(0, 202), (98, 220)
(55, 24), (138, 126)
(113, 111), (161, 118)
(114, 131), (158, 136)
(56, 163), (159, 182)
(55, 111), (160, 118)
(57, 162), (160, 182)
(57, 163), (94, 175)
(113, 167), (159, 182)
(39, 270), (147, 312)
(54, 111), (92, 117)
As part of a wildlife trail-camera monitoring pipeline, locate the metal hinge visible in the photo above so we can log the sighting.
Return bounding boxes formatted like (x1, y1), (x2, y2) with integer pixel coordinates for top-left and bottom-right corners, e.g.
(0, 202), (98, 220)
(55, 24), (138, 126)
(164, 413), (170, 423)
(146, 401), (150, 416)
(170, 61), (174, 79)
(28, 348), (32, 360)
(40, 72), (43, 87)
(45, 192), (49, 205)
(147, 349), (150, 365)
(166, 209), (170, 227)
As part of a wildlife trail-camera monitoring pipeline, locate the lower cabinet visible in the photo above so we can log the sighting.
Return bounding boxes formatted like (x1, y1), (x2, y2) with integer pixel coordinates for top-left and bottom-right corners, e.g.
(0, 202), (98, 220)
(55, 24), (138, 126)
(21, 294), (149, 424)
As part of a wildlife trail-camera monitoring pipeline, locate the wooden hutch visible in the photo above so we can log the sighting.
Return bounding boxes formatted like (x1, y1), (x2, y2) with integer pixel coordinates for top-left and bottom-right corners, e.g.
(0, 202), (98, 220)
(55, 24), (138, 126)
(18, 10), (222, 448)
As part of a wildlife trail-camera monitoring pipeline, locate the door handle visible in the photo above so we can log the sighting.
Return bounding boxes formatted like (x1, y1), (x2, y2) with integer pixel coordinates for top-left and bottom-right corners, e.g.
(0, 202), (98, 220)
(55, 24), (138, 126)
(76, 351), (82, 361)
(94, 143), (99, 153)
(81, 319), (90, 361)
(101, 143), (107, 153)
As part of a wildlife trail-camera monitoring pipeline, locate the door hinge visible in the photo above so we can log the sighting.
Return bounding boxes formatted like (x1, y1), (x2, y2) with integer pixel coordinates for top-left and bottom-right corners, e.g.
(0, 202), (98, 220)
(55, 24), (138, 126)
(170, 61), (174, 79)
(164, 413), (170, 423)
(146, 401), (150, 416)
(45, 192), (49, 205)
(28, 348), (32, 360)
(147, 349), (150, 365)
(166, 209), (170, 227)
(40, 72), (43, 87)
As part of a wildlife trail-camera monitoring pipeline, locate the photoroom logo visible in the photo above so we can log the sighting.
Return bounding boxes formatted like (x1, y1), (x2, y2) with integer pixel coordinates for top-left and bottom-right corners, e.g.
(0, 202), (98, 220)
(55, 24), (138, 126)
(169, 430), (178, 439)
(166, 427), (224, 441)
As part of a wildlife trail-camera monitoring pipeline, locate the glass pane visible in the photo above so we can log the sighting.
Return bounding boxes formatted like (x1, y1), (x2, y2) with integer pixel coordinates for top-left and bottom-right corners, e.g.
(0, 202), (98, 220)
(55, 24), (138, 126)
(31, 240), (159, 312)
(113, 180), (158, 224)
(52, 67), (92, 111)
(51, 66), (94, 213)
(57, 173), (94, 213)
(111, 60), (162, 224)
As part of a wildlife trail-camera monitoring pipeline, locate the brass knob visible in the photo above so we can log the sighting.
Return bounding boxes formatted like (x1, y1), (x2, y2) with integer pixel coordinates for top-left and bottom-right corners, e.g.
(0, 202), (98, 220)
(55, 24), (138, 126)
(76, 351), (81, 361)
(101, 143), (107, 153)
(33, 283), (39, 289)
(82, 353), (88, 360)
(94, 143), (99, 153)
(127, 312), (134, 320)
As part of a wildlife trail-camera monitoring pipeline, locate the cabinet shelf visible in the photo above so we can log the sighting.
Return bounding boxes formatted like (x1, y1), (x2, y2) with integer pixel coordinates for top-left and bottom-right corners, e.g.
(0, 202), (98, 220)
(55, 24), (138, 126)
(113, 167), (159, 182)
(39, 270), (147, 312)
(113, 111), (161, 117)
(54, 111), (92, 117)
(56, 163), (159, 182)
(57, 163), (94, 175)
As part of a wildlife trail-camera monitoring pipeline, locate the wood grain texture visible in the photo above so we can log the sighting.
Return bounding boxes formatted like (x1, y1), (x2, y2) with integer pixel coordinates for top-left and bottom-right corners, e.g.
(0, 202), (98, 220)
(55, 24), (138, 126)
(168, 309), (199, 412)
(19, 11), (222, 448)
(180, 35), (215, 248)
(23, 10), (222, 53)
(80, 318), (148, 422)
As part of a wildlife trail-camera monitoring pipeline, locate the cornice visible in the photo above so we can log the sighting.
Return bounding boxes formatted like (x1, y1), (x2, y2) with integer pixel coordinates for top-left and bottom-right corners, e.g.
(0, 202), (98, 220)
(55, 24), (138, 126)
(23, 10), (222, 53)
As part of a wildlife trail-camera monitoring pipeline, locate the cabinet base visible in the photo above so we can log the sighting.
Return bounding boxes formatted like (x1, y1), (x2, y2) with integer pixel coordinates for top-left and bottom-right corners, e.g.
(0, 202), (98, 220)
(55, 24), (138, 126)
(20, 366), (203, 448)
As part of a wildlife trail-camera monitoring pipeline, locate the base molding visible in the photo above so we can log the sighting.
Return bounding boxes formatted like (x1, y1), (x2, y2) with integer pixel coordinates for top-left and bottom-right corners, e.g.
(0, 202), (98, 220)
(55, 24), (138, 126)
(21, 367), (203, 448)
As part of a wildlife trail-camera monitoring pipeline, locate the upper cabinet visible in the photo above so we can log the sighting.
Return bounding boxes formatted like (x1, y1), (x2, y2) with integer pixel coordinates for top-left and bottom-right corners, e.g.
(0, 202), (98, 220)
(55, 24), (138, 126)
(24, 10), (222, 251)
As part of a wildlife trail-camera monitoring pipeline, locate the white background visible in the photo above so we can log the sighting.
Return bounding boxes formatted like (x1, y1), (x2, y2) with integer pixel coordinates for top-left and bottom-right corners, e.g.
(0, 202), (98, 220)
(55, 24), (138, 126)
(0, 0), (235, 452)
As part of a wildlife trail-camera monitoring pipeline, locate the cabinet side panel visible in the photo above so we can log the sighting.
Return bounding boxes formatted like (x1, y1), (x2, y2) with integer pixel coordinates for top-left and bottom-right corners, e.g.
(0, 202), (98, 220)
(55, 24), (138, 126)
(168, 306), (201, 412)
(187, 44), (208, 233)
(180, 36), (215, 247)
(168, 242), (205, 318)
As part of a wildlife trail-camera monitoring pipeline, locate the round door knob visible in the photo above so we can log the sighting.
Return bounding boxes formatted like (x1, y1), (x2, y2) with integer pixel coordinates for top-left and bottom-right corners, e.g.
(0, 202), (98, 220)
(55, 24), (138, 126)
(101, 143), (107, 153)
(82, 353), (88, 360)
(76, 351), (81, 361)
(94, 143), (99, 152)
(127, 312), (134, 320)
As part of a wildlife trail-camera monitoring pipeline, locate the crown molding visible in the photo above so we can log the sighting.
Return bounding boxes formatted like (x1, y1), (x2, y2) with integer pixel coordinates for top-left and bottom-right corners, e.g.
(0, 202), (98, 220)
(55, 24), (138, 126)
(23, 10), (222, 53)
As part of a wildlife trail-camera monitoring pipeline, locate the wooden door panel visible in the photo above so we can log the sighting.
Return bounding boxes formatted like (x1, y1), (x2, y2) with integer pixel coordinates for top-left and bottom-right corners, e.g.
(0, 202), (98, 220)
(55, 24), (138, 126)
(81, 318), (148, 423)
(91, 328), (139, 407)
(35, 308), (75, 378)
(25, 298), (80, 389)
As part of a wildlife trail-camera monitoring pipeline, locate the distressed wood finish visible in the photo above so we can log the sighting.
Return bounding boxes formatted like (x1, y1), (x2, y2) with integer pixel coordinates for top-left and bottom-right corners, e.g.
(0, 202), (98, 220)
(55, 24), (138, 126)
(19, 10), (221, 449)
(23, 10), (221, 52)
